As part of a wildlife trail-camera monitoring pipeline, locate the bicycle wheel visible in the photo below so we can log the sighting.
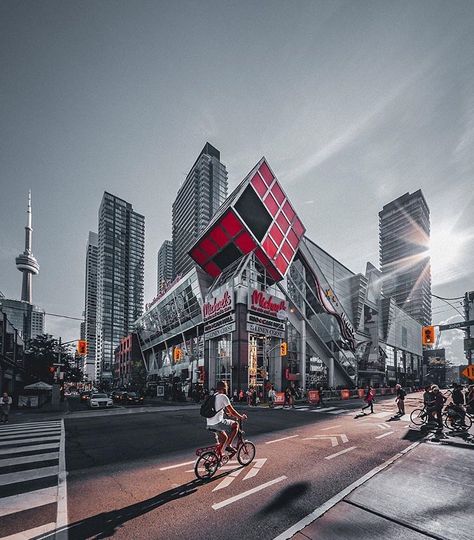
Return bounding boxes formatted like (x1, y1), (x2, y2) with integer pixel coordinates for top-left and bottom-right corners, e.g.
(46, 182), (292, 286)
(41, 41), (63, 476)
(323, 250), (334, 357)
(194, 451), (219, 480)
(410, 408), (426, 426)
(237, 441), (256, 466)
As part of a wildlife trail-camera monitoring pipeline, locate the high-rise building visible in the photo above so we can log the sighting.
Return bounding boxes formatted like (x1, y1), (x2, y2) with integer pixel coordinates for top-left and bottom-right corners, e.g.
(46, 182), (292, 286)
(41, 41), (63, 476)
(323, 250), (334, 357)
(172, 142), (228, 276)
(96, 193), (145, 382)
(157, 240), (173, 293)
(379, 190), (431, 326)
(0, 192), (45, 341)
(83, 231), (98, 381)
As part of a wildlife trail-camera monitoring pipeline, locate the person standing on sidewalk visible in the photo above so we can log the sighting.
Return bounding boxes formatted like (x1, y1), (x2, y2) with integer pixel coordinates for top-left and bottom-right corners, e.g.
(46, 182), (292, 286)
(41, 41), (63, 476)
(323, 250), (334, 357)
(395, 384), (406, 416)
(361, 385), (375, 414)
(268, 385), (276, 408)
(428, 385), (446, 429)
(1, 392), (12, 423)
(318, 385), (325, 408)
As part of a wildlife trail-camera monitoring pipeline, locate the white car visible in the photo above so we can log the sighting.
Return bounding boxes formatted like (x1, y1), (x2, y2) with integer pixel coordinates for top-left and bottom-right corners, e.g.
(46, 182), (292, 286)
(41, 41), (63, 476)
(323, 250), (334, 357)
(88, 393), (113, 409)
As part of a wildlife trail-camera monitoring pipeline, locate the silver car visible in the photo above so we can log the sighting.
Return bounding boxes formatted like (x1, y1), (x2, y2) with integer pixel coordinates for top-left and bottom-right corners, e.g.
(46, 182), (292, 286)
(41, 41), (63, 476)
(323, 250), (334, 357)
(88, 393), (113, 408)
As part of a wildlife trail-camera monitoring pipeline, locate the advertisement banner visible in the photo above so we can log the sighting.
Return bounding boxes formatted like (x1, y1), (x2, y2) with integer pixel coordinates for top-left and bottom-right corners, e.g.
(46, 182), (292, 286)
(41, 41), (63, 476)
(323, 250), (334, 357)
(248, 289), (287, 319)
(274, 392), (285, 405)
(202, 289), (234, 321)
(204, 314), (236, 340)
(307, 390), (320, 404)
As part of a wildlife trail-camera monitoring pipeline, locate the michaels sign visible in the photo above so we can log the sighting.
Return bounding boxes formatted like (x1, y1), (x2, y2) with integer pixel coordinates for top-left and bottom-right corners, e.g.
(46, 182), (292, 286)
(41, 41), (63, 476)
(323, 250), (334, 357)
(248, 289), (287, 318)
(202, 289), (234, 322)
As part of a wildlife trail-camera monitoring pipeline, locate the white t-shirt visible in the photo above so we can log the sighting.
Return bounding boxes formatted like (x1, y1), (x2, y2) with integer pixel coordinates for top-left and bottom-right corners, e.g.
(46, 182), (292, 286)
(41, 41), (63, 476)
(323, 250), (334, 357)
(206, 393), (231, 426)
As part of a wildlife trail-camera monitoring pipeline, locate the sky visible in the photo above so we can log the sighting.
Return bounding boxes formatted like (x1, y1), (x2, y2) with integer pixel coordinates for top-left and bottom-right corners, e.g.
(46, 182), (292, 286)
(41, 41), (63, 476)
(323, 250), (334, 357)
(1, 1), (473, 364)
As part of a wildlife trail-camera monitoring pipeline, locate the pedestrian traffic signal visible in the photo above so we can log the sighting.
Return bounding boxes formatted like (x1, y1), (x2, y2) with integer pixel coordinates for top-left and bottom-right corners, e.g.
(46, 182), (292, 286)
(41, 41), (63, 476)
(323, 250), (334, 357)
(77, 340), (88, 355)
(49, 366), (55, 374)
(422, 326), (435, 346)
(173, 347), (182, 362)
(280, 342), (288, 356)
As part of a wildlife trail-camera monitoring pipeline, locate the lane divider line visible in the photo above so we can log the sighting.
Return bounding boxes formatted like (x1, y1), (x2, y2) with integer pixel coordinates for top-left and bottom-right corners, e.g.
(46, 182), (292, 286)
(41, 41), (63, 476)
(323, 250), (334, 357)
(325, 446), (357, 460)
(265, 435), (299, 445)
(159, 460), (195, 471)
(212, 476), (287, 510)
(56, 418), (68, 534)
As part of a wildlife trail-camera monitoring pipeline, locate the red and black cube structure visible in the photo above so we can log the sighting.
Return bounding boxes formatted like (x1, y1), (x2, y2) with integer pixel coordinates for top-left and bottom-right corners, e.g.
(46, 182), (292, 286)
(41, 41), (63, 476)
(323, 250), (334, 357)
(189, 158), (305, 282)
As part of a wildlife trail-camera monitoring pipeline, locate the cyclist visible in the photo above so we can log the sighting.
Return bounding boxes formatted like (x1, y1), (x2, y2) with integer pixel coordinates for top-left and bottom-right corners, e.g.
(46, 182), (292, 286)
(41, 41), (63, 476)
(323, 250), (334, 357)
(449, 383), (467, 426)
(466, 385), (474, 414)
(427, 385), (446, 429)
(206, 380), (247, 457)
(395, 384), (406, 416)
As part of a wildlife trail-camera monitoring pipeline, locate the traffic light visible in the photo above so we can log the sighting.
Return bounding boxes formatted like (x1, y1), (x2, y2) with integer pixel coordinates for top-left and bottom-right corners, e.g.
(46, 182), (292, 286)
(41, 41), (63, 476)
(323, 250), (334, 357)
(49, 366), (55, 374)
(173, 347), (182, 362)
(422, 326), (435, 346)
(280, 342), (288, 356)
(77, 340), (88, 355)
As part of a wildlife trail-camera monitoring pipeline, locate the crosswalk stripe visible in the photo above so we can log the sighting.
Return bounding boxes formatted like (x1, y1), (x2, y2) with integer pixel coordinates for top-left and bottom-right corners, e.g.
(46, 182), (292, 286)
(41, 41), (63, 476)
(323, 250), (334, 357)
(0, 442), (60, 456)
(327, 409), (347, 415)
(0, 436), (60, 448)
(0, 422), (61, 431)
(0, 430), (61, 441)
(0, 465), (58, 486)
(370, 411), (394, 418)
(311, 407), (337, 413)
(0, 486), (58, 518)
(0, 521), (56, 540)
(0, 452), (59, 468)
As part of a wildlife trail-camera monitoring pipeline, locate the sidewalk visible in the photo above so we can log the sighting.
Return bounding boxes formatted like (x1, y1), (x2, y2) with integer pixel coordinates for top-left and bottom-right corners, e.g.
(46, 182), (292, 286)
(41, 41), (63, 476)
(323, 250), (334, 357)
(283, 435), (473, 540)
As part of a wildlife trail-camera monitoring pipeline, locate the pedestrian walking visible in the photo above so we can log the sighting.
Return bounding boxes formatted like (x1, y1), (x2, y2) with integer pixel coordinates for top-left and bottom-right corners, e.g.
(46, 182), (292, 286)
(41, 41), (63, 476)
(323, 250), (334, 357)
(361, 385), (375, 414)
(239, 389), (245, 402)
(318, 385), (325, 408)
(395, 384), (406, 416)
(428, 385), (446, 429)
(1, 392), (12, 423)
(268, 385), (276, 408)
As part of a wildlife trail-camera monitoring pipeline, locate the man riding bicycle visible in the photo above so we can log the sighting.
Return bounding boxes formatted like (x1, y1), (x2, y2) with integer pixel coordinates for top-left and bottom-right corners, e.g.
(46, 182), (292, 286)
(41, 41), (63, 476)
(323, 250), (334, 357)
(206, 380), (247, 456)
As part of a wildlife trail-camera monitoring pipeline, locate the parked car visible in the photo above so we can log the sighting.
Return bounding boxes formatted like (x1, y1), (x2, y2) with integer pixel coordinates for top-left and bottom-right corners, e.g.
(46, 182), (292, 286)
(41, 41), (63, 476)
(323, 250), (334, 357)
(121, 392), (144, 405)
(80, 391), (92, 403)
(88, 393), (113, 409)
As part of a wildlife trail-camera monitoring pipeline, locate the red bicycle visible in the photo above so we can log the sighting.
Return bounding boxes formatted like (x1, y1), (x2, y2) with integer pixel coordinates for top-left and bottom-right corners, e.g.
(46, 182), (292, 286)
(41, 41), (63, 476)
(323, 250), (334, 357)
(194, 420), (256, 480)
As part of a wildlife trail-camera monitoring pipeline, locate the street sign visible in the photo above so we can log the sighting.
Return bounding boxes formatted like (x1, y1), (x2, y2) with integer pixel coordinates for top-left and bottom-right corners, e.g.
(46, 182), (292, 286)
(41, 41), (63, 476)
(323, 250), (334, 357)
(438, 320), (474, 331)
(461, 365), (474, 381)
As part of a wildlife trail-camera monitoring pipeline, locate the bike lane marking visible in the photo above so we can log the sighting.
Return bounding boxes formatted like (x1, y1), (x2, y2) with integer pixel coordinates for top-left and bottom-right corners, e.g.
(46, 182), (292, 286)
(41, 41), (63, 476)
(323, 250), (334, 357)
(243, 458), (267, 480)
(325, 446), (357, 460)
(212, 467), (245, 491)
(159, 460), (195, 471)
(320, 424), (341, 431)
(375, 431), (394, 439)
(212, 476), (287, 510)
(265, 434), (299, 444)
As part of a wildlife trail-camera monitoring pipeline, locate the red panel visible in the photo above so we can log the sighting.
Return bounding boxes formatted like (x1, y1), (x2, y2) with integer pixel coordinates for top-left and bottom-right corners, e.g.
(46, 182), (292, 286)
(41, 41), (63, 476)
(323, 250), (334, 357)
(283, 201), (295, 222)
(272, 183), (285, 205)
(281, 240), (294, 262)
(293, 217), (305, 238)
(264, 193), (279, 216)
(221, 210), (244, 237)
(209, 225), (229, 248)
(275, 254), (289, 275)
(262, 236), (278, 259)
(266, 265), (282, 281)
(234, 231), (256, 254)
(287, 229), (299, 249)
(200, 236), (219, 257)
(276, 211), (290, 233)
(251, 173), (267, 198)
(259, 161), (274, 186)
(269, 223), (283, 246)
(204, 261), (221, 277)
(190, 246), (208, 266)
(255, 247), (270, 267)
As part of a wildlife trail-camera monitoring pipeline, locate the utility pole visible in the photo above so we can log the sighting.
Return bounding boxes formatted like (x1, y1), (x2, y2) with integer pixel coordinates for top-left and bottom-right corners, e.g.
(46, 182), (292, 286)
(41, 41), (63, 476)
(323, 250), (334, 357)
(465, 292), (474, 365)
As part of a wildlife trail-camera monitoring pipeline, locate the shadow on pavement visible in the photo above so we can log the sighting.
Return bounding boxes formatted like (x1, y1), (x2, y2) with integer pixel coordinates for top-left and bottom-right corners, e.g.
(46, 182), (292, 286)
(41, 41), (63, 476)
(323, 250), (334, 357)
(257, 481), (311, 517)
(35, 472), (231, 540)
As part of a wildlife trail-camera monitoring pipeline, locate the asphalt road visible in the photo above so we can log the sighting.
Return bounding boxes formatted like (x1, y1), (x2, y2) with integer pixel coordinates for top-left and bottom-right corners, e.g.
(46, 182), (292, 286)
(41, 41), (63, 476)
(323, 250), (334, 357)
(62, 393), (426, 540)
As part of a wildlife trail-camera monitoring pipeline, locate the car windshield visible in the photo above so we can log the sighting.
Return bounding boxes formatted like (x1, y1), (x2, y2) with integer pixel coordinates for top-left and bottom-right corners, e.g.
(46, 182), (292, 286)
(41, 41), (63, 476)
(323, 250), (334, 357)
(92, 393), (107, 399)
(127, 392), (138, 397)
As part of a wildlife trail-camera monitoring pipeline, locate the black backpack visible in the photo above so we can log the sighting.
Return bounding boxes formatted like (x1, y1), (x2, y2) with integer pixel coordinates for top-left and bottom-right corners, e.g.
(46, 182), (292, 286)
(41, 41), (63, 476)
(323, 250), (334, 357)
(200, 394), (218, 418)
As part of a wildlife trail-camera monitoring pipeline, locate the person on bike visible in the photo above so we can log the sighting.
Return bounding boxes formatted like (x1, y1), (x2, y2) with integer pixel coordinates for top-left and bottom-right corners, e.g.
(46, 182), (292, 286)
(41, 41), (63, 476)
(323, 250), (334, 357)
(422, 385), (435, 421)
(206, 380), (247, 456)
(450, 383), (467, 426)
(361, 385), (375, 414)
(395, 384), (406, 416)
(428, 385), (446, 429)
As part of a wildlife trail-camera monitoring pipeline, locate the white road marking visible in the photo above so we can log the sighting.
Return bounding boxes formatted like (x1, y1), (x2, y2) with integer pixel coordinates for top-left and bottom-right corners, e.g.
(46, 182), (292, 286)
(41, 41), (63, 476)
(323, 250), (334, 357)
(273, 442), (421, 540)
(310, 407), (336, 413)
(0, 521), (56, 540)
(0, 452), (59, 468)
(0, 430), (61, 441)
(0, 422), (61, 431)
(325, 446), (357, 460)
(294, 407), (310, 411)
(243, 458), (267, 480)
(371, 411), (393, 418)
(375, 431), (394, 439)
(212, 476), (287, 510)
(0, 442), (60, 456)
(159, 460), (196, 471)
(0, 486), (58, 518)
(0, 465), (58, 486)
(0, 436), (60, 448)
(377, 424), (388, 430)
(320, 425), (341, 431)
(56, 418), (68, 531)
(212, 467), (245, 491)
(304, 436), (338, 447)
(265, 435), (299, 444)
(326, 409), (348, 415)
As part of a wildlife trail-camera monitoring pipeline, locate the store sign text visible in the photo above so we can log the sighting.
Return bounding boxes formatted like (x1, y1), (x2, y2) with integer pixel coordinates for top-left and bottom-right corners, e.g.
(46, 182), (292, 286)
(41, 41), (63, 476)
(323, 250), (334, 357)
(249, 290), (287, 318)
(202, 290), (233, 321)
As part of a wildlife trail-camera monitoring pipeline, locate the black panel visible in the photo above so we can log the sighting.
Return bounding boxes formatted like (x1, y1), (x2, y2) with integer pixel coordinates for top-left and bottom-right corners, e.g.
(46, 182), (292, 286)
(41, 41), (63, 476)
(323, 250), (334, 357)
(214, 243), (242, 270)
(234, 186), (272, 241)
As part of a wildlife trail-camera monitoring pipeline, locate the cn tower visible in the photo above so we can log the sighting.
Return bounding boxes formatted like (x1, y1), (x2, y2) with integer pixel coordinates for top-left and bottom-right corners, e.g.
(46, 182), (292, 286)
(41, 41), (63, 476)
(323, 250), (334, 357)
(15, 191), (40, 303)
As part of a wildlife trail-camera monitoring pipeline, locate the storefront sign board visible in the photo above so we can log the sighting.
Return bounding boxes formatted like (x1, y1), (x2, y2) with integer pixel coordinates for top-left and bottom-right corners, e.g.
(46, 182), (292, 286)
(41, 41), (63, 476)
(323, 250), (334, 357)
(247, 313), (285, 338)
(248, 289), (287, 319)
(202, 289), (234, 321)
